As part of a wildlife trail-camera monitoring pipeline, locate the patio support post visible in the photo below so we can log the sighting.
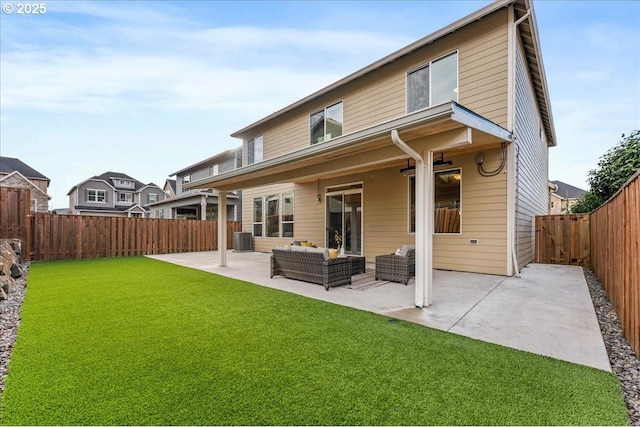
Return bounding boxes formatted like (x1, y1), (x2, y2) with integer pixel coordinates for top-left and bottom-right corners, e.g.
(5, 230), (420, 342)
(218, 191), (227, 267)
(200, 195), (207, 220)
(391, 130), (431, 308)
(425, 150), (434, 307)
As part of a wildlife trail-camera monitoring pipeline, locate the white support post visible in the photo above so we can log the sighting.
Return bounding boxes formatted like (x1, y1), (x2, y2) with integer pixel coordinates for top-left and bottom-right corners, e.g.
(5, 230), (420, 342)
(218, 192), (227, 267)
(425, 150), (434, 307)
(414, 154), (426, 308)
(201, 195), (207, 221)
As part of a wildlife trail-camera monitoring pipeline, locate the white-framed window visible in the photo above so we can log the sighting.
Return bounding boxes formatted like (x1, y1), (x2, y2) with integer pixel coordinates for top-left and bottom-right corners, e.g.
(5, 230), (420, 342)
(408, 168), (462, 234)
(310, 101), (343, 145)
(266, 195), (279, 237)
(248, 135), (263, 165)
(148, 193), (158, 203)
(253, 193), (295, 238)
(87, 189), (107, 203)
(282, 192), (294, 238)
(118, 179), (133, 187)
(252, 197), (263, 237)
(408, 175), (416, 233)
(155, 209), (164, 219)
(118, 193), (133, 203)
(434, 168), (461, 234)
(209, 164), (219, 176)
(182, 175), (191, 184)
(30, 198), (37, 212)
(407, 51), (458, 113)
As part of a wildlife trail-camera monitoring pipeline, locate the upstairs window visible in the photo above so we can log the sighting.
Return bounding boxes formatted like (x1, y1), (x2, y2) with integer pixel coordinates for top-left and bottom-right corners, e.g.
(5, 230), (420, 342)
(209, 164), (219, 176)
(87, 189), (106, 203)
(148, 193), (158, 203)
(182, 175), (191, 184)
(310, 101), (343, 145)
(118, 193), (132, 203)
(407, 51), (458, 113)
(248, 135), (263, 165)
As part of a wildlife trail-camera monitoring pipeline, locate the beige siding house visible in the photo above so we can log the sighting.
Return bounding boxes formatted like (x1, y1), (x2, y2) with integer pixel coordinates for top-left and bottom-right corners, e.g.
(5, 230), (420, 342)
(188, 0), (556, 307)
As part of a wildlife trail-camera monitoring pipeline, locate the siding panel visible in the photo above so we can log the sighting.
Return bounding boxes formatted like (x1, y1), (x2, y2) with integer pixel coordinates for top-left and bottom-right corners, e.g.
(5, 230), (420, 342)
(514, 37), (550, 269)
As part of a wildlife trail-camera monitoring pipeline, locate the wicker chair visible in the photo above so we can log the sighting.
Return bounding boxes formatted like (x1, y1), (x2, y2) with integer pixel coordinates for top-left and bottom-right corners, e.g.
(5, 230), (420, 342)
(270, 248), (352, 290)
(375, 245), (415, 285)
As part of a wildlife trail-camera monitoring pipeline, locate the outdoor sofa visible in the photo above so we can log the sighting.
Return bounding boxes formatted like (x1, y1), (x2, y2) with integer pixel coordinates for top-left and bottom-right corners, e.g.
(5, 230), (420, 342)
(270, 246), (352, 290)
(375, 244), (415, 285)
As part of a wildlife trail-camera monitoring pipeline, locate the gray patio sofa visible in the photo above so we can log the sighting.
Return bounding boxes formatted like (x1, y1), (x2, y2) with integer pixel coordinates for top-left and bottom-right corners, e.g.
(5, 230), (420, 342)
(270, 246), (352, 290)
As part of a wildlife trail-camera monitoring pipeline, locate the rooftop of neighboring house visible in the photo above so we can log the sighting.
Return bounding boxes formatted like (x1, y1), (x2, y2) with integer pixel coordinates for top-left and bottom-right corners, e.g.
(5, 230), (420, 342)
(169, 146), (242, 177)
(0, 156), (50, 183)
(550, 180), (586, 200)
(165, 179), (177, 194)
(68, 171), (161, 194)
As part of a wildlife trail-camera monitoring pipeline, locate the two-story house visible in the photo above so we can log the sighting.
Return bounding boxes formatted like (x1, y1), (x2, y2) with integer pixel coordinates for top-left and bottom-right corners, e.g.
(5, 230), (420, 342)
(67, 172), (165, 217)
(0, 156), (51, 213)
(148, 147), (242, 221)
(187, 0), (556, 308)
(549, 180), (586, 214)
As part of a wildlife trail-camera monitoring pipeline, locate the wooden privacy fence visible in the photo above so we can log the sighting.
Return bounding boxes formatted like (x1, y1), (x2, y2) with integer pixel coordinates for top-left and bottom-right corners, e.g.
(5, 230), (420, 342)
(536, 170), (639, 356)
(535, 214), (590, 267)
(589, 171), (639, 357)
(0, 187), (31, 255)
(28, 214), (242, 261)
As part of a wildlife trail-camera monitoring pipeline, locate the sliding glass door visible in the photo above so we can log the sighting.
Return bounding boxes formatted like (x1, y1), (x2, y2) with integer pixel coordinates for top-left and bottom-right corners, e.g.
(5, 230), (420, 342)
(326, 186), (362, 256)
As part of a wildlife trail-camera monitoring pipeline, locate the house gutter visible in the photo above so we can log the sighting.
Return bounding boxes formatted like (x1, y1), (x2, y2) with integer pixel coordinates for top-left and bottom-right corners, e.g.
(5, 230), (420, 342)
(391, 129), (432, 308)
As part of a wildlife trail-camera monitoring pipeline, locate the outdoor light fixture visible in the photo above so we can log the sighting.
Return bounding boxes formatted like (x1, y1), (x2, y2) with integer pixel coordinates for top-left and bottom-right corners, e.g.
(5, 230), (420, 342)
(399, 159), (415, 174)
(433, 153), (453, 167)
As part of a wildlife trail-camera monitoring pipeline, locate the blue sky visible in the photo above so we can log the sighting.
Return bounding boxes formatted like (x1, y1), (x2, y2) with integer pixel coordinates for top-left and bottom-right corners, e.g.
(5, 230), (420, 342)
(1, 0), (639, 209)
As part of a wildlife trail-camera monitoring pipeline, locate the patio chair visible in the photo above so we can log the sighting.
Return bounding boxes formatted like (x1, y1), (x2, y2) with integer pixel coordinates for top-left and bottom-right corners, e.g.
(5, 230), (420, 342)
(375, 244), (415, 285)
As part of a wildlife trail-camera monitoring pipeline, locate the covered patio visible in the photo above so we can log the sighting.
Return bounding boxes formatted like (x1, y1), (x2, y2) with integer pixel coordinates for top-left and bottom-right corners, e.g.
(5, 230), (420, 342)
(147, 251), (610, 372)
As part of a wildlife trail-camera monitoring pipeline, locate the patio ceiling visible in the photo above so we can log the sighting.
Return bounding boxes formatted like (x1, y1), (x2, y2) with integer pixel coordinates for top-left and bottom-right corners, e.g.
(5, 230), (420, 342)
(187, 102), (512, 192)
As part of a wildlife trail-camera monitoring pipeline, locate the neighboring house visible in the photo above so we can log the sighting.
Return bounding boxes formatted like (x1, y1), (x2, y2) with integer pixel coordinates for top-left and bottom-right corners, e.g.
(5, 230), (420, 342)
(67, 172), (165, 217)
(164, 179), (177, 198)
(0, 156), (51, 213)
(549, 180), (586, 214)
(186, 0), (556, 308)
(148, 147), (242, 221)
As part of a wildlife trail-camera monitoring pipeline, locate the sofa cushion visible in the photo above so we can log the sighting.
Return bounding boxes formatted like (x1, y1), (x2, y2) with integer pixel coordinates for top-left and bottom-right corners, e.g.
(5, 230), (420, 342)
(399, 244), (415, 257)
(274, 245), (290, 251)
(306, 246), (329, 261)
(290, 244), (307, 253)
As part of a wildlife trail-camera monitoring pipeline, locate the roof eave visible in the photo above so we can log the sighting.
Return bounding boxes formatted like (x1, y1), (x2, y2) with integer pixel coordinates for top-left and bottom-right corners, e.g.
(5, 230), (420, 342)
(188, 102), (511, 191)
(169, 146), (242, 177)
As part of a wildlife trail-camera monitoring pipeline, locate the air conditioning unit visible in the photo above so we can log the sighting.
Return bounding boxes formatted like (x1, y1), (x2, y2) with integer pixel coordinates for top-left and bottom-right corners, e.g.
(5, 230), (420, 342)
(233, 232), (253, 252)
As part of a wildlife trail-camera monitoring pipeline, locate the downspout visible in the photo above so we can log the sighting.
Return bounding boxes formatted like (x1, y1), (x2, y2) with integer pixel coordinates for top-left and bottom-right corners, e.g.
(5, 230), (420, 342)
(391, 130), (431, 308)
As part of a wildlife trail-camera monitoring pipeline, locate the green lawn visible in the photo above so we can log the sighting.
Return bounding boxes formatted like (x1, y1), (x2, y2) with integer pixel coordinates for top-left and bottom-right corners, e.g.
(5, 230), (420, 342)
(0, 257), (628, 426)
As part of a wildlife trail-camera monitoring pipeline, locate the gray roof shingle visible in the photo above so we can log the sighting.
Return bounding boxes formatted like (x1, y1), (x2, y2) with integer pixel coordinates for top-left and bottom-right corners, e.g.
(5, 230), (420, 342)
(551, 180), (586, 200)
(0, 157), (49, 181)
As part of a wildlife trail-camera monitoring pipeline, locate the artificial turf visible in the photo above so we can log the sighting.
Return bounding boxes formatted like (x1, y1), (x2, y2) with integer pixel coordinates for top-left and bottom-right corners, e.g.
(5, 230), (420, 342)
(0, 257), (629, 425)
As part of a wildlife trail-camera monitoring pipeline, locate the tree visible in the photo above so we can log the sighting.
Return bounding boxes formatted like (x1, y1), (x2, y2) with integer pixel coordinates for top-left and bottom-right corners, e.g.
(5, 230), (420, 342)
(570, 191), (602, 214)
(587, 130), (640, 203)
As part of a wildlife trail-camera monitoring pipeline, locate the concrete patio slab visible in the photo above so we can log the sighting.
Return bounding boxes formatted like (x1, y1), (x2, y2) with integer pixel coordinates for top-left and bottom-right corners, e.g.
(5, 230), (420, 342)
(146, 251), (611, 372)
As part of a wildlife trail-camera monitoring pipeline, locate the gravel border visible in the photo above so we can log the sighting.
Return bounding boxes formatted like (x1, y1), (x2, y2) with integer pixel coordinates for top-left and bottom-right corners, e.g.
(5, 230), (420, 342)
(0, 264), (638, 425)
(0, 263), (28, 396)
(583, 267), (640, 426)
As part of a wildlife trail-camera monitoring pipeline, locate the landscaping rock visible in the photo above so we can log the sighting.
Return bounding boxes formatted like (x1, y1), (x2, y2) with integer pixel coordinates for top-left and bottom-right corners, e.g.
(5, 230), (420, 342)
(584, 267), (640, 426)
(0, 239), (24, 301)
(0, 261), (27, 397)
